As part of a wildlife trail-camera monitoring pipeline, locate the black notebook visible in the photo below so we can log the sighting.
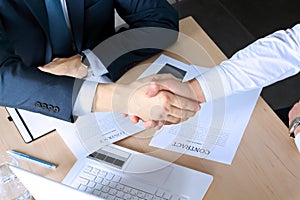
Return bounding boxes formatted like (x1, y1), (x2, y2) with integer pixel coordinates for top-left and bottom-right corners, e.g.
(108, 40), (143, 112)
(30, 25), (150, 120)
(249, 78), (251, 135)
(6, 107), (55, 143)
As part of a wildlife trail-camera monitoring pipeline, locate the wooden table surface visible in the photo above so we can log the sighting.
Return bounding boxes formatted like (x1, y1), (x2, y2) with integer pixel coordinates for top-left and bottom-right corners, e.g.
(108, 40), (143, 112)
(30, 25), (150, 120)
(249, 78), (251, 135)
(1, 17), (300, 200)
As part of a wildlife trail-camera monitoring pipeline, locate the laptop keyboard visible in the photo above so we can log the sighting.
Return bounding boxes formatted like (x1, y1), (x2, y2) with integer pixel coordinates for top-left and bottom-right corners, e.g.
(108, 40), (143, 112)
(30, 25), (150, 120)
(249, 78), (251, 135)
(71, 163), (188, 200)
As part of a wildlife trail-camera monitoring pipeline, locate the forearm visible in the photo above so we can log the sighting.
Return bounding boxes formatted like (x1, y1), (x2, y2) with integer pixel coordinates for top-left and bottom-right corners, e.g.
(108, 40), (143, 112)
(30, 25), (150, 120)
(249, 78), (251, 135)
(0, 58), (81, 121)
(92, 83), (116, 112)
(195, 24), (300, 101)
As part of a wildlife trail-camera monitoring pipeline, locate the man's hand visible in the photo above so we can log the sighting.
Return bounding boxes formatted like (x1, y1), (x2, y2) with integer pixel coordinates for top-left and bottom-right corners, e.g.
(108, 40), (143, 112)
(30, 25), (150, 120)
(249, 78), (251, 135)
(289, 101), (300, 136)
(93, 74), (200, 126)
(38, 54), (88, 78)
(126, 74), (206, 129)
(146, 74), (206, 103)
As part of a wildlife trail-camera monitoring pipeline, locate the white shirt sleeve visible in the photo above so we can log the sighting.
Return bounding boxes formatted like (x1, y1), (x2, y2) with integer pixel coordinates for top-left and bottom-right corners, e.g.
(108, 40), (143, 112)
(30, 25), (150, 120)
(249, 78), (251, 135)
(72, 50), (112, 116)
(73, 80), (98, 116)
(294, 134), (300, 154)
(196, 24), (300, 101)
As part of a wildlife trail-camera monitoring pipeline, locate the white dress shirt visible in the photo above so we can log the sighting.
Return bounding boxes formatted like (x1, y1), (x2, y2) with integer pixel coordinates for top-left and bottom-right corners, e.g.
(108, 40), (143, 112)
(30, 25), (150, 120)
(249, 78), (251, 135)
(195, 23), (300, 152)
(196, 23), (300, 101)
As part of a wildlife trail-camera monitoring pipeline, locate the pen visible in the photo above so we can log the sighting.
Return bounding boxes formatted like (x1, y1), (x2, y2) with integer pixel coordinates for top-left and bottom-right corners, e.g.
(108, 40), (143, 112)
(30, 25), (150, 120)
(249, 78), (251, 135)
(6, 150), (57, 169)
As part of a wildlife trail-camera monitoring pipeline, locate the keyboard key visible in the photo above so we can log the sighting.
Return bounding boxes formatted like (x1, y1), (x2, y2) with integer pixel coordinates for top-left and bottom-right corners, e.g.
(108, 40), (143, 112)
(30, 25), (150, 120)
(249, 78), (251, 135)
(116, 183), (125, 191)
(88, 181), (96, 188)
(108, 188), (117, 195)
(95, 183), (103, 190)
(79, 172), (96, 181)
(101, 185), (110, 193)
(99, 170), (107, 177)
(123, 193), (132, 200)
(109, 181), (117, 188)
(120, 178), (156, 194)
(130, 188), (138, 196)
(116, 191), (124, 198)
(75, 177), (89, 186)
(153, 197), (164, 200)
(91, 168), (100, 176)
(112, 175), (121, 182)
(106, 173), (114, 180)
(95, 177), (103, 183)
(163, 191), (172, 199)
(137, 191), (146, 198)
(155, 189), (165, 197)
(102, 179), (110, 186)
(145, 194), (154, 200)
(100, 192), (108, 199)
(123, 186), (131, 193)
(107, 195), (114, 200)
(78, 185), (87, 192)
(83, 165), (93, 172)
(93, 189), (101, 196)
(86, 187), (94, 194)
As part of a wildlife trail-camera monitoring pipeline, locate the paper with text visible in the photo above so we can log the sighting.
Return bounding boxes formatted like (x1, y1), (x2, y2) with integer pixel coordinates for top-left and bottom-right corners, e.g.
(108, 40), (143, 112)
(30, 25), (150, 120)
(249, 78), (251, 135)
(55, 112), (144, 159)
(142, 55), (261, 165)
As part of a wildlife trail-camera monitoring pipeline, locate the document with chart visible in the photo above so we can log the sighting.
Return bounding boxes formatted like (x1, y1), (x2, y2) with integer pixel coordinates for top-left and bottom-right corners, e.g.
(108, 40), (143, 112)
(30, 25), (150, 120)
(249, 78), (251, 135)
(142, 55), (261, 165)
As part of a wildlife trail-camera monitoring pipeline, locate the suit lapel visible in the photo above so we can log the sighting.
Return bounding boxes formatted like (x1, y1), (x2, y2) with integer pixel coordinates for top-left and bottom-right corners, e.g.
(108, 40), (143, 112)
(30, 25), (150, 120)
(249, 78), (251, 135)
(23, 0), (50, 36)
(24, 0), (52, 62)
(66, 0), (84, 52)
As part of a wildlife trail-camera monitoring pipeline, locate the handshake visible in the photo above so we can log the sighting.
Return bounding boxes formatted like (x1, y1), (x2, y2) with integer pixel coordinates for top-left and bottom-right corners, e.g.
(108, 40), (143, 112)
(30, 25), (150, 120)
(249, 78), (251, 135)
(93, 73), (206, 130)
(38, 54), (206, 129)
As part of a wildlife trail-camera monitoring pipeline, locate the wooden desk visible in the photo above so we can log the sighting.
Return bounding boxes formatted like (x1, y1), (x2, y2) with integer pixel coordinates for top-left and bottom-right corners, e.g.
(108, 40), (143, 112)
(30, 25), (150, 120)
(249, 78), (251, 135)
(1, 17), (300, 200)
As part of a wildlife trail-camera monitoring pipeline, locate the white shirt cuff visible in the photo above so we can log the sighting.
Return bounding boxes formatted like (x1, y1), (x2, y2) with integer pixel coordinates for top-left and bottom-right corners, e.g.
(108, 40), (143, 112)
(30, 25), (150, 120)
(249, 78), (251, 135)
(294, 133), (300, 154)
(194, 67), (231, 102)
(73, 80), (98, 116)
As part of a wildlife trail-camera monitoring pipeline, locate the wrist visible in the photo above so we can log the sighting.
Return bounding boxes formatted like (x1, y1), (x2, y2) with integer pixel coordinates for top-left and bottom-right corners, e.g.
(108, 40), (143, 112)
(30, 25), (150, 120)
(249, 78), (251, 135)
(68, 54), (88, 78)
(189, 78), (206, 103)
(76, 63), (88, 78)
(92, 83), (116, 112)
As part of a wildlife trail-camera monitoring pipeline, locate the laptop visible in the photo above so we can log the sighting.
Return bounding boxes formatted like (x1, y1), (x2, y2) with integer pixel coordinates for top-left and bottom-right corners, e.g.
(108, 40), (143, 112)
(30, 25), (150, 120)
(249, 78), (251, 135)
(11, 144), (213, 200)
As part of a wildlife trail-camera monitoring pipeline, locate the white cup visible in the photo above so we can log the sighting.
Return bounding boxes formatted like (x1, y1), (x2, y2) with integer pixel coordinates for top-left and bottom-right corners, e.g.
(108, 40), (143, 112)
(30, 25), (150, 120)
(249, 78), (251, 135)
(0, 154), (31, 200)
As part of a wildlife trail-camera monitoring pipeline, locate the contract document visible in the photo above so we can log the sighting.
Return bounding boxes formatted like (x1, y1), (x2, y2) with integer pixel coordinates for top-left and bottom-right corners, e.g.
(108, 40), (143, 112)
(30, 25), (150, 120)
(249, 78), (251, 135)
(141, 55), (261, 165)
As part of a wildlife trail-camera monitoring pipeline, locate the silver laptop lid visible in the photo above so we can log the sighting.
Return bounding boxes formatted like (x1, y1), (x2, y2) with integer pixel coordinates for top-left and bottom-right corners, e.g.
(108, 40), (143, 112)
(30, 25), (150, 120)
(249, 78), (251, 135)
(10, 166), (101, 200)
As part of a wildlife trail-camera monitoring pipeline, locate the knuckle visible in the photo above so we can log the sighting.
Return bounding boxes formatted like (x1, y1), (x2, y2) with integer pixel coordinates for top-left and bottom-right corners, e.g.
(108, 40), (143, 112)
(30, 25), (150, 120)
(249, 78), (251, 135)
(160, 94), (171, 104)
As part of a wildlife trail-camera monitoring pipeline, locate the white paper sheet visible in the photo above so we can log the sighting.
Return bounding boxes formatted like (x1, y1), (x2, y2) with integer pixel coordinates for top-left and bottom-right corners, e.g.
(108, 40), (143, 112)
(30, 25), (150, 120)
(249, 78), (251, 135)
(73, 112), (144, 157)
(54, 112), (145, 159)
(142, 55), (261, 165)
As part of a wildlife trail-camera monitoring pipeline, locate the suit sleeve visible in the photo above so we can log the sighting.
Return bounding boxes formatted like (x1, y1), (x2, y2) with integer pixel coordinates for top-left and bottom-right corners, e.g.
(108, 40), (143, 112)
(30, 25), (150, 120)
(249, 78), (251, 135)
(0, 19), (83, 122)
(102, 0), (179, 81)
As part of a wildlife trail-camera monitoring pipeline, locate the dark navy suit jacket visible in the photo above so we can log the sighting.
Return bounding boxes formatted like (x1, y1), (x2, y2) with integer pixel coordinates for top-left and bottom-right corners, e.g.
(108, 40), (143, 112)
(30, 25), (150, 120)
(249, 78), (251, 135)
(0, 0), (178, 121)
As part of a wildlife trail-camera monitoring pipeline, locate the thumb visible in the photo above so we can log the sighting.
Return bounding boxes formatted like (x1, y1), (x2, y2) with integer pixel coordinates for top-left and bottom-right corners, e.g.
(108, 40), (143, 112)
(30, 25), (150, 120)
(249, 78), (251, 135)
(38, 66), (46, 72)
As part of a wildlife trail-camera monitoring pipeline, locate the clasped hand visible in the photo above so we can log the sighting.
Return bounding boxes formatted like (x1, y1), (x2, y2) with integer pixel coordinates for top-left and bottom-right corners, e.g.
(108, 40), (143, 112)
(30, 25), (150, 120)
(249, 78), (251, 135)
(38, 55), (203, 129)
(111, 74), (201, 127)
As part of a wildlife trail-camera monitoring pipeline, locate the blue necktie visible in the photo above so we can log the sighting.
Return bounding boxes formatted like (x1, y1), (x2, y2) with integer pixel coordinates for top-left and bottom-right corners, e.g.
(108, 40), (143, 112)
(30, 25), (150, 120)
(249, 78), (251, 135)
(45, 0), (74, 58)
